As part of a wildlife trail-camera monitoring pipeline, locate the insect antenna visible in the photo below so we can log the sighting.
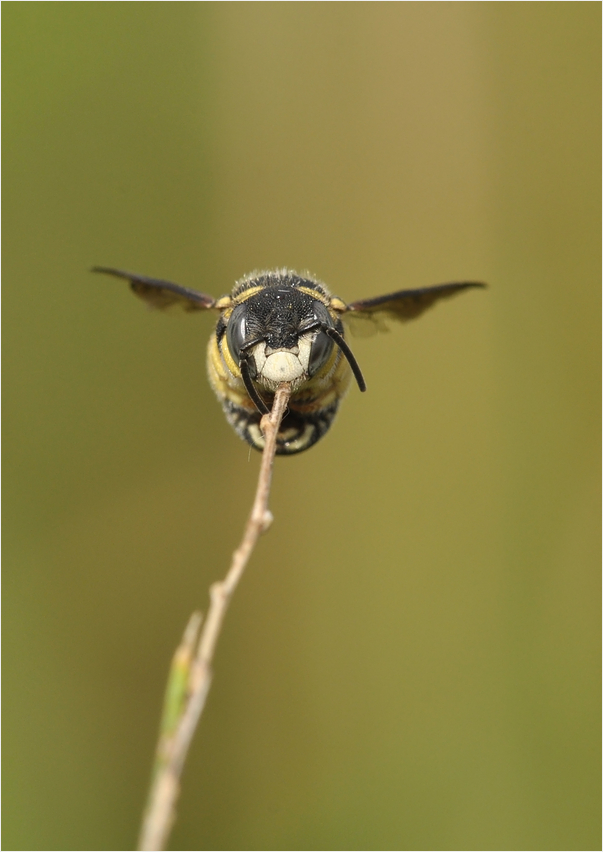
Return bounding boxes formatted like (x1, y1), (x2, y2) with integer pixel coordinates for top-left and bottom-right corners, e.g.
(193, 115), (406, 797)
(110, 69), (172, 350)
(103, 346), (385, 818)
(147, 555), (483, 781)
(322, 325), (367, 392)
(240, 356), (271, 414)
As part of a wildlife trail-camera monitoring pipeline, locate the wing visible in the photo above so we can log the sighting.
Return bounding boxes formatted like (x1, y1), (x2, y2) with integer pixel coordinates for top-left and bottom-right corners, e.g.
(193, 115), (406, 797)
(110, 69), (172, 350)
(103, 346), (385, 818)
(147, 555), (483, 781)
(342, 281), (486, 335)
(92, 266), (216, 311)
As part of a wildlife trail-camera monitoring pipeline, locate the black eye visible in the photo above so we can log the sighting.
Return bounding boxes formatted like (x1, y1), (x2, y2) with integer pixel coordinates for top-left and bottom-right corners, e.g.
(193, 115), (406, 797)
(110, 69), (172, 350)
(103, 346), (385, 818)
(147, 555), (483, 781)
(225, 304), (247, 364)
(308, 329), (334, 375)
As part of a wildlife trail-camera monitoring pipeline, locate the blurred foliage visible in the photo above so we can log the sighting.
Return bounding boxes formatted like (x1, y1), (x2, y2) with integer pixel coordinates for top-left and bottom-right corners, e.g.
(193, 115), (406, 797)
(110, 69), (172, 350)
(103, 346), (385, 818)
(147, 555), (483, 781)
(3, 4), (600, 850)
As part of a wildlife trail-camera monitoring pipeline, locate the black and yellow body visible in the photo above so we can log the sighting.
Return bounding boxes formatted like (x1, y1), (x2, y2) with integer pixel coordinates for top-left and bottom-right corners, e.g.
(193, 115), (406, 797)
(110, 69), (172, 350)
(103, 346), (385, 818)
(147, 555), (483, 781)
(206, 271), (353, 454)
(93, 265), (485, 454)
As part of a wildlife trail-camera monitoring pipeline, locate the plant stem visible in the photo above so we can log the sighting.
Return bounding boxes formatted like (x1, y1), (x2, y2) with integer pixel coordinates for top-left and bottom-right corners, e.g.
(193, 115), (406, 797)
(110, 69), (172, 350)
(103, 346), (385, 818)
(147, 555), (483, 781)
(138, 383), (292, 851)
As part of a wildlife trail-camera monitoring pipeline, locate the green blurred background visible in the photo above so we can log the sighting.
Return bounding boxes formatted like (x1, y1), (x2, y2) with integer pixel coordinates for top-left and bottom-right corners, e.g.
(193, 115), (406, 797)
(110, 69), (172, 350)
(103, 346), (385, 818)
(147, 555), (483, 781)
(3, 4), (600, 850)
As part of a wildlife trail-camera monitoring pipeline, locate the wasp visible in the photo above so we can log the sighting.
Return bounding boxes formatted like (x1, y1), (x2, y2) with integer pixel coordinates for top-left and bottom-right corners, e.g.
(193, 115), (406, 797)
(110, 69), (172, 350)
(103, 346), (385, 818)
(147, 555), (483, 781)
(93, 267), (485, 455)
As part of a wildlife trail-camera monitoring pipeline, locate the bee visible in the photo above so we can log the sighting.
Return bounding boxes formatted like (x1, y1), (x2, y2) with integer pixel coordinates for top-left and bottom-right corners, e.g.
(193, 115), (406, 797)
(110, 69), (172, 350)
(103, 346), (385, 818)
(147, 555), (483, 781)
(93, 267), (485, 455)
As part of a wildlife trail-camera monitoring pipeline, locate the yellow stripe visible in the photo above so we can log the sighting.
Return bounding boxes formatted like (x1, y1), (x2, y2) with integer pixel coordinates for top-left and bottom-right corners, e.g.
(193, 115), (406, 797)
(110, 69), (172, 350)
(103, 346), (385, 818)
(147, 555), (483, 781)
(207, 335), (253, 409)
(297, 285), (330, 305)
(233, 286), (265, 304)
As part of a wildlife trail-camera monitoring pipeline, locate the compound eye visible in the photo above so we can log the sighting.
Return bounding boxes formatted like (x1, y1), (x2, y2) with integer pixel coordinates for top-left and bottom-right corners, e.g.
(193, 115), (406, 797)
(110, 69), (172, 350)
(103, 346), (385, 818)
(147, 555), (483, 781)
(308, 329), (334, 375)
(225, 304), (247, 364)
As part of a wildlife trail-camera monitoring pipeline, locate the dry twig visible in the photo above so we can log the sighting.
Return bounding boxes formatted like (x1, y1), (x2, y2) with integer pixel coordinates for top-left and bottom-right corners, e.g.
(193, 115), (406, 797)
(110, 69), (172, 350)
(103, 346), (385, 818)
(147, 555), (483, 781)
(138, 382), (292, 851)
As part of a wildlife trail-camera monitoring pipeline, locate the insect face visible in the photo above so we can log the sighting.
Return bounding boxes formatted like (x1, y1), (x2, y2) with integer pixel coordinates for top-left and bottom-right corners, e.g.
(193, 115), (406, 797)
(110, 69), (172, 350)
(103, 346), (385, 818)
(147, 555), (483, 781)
(93, 265), (485, 455)
(225, 288), (336, 389)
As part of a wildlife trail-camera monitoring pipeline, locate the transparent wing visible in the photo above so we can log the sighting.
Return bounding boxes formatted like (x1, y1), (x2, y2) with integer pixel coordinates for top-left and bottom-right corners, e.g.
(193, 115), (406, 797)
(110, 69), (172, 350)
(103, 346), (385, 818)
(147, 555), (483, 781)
(342, 281), (486, 335)
(92, 266), (216, 312)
